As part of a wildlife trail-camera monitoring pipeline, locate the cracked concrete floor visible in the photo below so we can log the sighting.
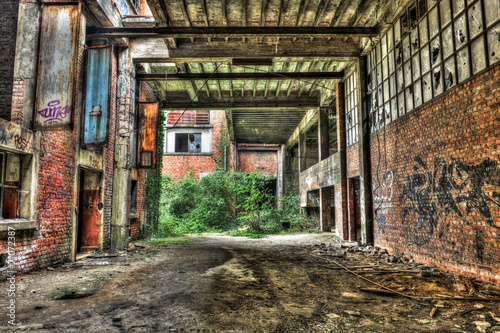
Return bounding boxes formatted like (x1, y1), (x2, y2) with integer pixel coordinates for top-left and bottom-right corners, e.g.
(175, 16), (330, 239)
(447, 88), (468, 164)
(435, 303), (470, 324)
(1, 234), (500, 332)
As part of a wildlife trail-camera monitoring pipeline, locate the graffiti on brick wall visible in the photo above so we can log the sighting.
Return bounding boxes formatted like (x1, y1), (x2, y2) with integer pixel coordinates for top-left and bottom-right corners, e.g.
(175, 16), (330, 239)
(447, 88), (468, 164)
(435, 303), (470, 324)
(37, 100), (72, 124)
(400, 156), (500, 247)
(41, 163), (70, 209)
(373, 170), (393, 231)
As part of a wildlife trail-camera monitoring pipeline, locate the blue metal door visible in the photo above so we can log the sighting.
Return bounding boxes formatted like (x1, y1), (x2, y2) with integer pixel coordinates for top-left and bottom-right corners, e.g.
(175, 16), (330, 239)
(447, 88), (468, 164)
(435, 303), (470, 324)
(83, 47), (111, 145)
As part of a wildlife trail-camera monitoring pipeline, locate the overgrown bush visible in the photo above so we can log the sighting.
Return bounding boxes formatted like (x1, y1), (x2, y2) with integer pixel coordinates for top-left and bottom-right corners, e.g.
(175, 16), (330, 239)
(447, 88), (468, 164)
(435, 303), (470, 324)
(155, 170), (318, 237)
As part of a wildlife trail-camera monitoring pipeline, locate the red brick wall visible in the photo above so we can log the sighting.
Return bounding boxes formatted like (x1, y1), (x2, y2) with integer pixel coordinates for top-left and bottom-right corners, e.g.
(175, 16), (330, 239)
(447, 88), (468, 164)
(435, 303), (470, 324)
(237, 150), (278, 174)
(162, 110), (226, 180)
(371, 64), (500, 283)
(346, 143), (359, 178)
(101, 46), (118, 249)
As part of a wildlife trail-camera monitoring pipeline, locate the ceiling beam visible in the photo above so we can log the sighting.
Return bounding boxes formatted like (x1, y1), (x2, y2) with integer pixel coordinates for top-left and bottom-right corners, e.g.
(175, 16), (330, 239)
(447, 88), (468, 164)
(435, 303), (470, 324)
(87, 26), (379, 38)
(136, 71), (344, 80)
(162, 99), (319, 109)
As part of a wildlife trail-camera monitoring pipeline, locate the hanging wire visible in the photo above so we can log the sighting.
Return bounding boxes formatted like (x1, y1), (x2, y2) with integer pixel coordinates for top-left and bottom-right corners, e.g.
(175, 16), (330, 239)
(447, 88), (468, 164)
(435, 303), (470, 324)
(171, 63), (222, 128)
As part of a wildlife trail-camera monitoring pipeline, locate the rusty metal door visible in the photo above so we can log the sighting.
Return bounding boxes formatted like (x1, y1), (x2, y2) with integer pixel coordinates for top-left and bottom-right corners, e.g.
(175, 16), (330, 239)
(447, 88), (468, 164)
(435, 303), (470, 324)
(78, 170), (100, 252)
(83, 47), (111, 146)
(137, 103), (159, 168)
(34, 3), (82, 130)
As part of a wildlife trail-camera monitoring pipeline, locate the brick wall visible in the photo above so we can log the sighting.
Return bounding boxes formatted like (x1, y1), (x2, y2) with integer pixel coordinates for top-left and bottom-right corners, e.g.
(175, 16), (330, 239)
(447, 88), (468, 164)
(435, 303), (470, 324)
(237, 150), (278, 174)
(101, 47), (118, 249)
(0, 0), (19, 121)
(162, 110), (226, 180)
(370, 64), (500, 283)
(346, 143), (359, 178)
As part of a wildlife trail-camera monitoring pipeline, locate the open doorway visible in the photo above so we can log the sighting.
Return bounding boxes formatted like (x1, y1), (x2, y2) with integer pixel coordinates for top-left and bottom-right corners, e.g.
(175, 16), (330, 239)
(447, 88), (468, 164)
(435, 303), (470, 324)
(77, 169), (101, 253)
(348, 177), (361, 241)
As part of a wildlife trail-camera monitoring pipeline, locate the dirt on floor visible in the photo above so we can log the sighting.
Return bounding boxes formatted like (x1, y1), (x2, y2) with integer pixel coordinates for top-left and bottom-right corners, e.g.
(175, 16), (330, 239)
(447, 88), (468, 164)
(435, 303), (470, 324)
(1, 233), (500, 332)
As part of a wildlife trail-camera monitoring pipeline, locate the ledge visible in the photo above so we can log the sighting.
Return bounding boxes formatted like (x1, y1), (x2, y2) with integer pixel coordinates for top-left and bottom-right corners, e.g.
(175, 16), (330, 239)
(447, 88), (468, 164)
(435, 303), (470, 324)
(164, 153), (213, 156)
(0, 220), (38, 232)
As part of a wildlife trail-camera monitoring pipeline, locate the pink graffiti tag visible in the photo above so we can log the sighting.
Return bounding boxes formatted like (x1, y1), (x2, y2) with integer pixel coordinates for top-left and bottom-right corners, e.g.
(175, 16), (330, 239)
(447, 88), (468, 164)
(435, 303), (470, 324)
(37, 100), (71, 124)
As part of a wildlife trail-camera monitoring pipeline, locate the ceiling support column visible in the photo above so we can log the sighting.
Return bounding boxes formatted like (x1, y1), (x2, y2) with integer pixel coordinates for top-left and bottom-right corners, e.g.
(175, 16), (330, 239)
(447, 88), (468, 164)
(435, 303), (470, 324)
(336, 82), (348, 240)
(318, 106), (332, 231)
(356, 57), (373, 245)
(298, 131), (307, 173)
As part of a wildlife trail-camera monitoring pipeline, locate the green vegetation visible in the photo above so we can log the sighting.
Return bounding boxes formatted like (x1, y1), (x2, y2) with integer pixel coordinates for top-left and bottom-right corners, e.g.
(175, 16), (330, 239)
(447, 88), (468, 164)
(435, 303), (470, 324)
(152, 170), (318, 237)
(144, 110), (166, 236)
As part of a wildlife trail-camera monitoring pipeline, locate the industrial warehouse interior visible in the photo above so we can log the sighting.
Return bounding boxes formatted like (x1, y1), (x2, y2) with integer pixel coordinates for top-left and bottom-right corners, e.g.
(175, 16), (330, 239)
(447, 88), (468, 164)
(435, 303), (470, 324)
(0, 0), (500, 331)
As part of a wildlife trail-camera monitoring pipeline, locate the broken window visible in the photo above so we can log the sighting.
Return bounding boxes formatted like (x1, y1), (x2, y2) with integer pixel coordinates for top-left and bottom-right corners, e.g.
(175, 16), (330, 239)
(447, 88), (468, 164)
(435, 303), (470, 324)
(442, 26), (455, 58)
(454, 14), (468, 48)
(398, 92), (406, 117)
(452, 0), (465, 17)
(422, 73), (433, 102)
(468, 3), (483, 39)
(413, 52), (421, 81)
(433, 66), (444, 96)
(404, 61), (413, 87)
(0, 152), (22, 219)
(414, 80), (423, 108)
(175, 133), (202, 153)
(457, 48), (470, 83)
(403, 35), (411, 61)
(444, 58), (456, 89)
(471, 36), (487, 74)
(345, 74), (359, 143)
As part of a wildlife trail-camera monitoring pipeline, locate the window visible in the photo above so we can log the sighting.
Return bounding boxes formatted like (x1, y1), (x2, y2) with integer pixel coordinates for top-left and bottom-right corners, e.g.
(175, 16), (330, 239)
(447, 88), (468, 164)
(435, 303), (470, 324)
(366, 0), (494, 132)
(0, 152), (22, 219)
(175, 133), (201, 153)
(164, 110), (213, 155)
(345, 74), (359, 147)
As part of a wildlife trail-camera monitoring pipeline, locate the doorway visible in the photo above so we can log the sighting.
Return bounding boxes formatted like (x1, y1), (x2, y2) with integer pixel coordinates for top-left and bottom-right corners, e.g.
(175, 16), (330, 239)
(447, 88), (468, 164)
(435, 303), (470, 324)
(348, 177), (361, 241)
(77, 169), (101, 253)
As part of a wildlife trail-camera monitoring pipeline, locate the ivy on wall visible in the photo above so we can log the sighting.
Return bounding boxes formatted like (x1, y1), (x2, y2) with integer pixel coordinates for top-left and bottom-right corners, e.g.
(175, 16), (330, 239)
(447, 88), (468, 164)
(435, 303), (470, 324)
(144, 109), (166, 235)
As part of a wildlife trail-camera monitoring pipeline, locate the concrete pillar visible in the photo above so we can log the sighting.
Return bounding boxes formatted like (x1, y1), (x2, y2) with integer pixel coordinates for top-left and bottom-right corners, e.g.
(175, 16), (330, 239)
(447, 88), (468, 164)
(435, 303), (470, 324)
(111, 48), (134, 249)
(318, 107), (330, 161)
(356, 57), (374, 245)
(320, 187), (332, 231)
(276, 144), (285, 201)
(298, 131), (307, 173)
(336, 82), (348, 240)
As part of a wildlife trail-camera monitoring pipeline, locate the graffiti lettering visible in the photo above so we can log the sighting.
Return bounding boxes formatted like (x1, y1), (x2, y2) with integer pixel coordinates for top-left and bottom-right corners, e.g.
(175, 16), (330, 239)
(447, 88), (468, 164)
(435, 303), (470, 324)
(37, 100), (71, 124)
(0, 128), (13, 145)
(41, 185), (70, 209)
(376, 216), (388, 231)
(91, 159), (99, 168)
(400, 156), (500, 246)
(373, 170), (393, 219)
(13, 134), (38, 154)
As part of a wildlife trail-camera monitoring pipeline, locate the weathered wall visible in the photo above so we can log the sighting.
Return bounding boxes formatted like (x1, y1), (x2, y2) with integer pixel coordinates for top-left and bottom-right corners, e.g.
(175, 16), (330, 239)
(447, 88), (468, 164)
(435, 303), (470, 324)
(237, 150), (278, 175)
(346, 144), (360, 178)
(0, 0), (19, 120)
(162, 110), (226, 180)
(371, 64), (500, 283)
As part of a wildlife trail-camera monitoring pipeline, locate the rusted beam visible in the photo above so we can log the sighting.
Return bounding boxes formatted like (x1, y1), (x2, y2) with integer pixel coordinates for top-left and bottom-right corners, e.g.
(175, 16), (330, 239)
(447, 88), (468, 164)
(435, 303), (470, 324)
(137, 71), (344, 81)
(87, 26), (379, 38)
(163, 99), (319, 109)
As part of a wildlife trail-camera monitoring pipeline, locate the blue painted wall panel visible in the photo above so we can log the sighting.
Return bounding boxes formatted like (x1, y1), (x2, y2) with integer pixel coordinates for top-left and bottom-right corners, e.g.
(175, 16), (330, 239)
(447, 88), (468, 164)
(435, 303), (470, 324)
(84, 48), (111, 145)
